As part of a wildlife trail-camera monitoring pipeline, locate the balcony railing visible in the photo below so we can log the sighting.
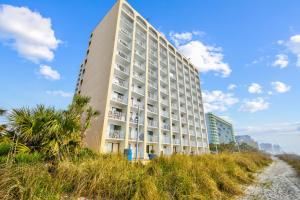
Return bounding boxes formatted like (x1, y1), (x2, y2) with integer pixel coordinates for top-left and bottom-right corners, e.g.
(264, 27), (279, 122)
(162, 137), (171, 144)
(135, 40), (145, 49)
(161, 111), (169, 118)
(172, 126), (179, 132)
(111, 94), (127, 104)
(160, 87), (168, 94)
(172, 114), (179, 120)
(119, 39), (130, 49)
(162, 124), (170, 130)
(129, 116), (143, 124)
(115, 64), (128, 74)
(108, 130), (124, 139)
(190, 140), (197, 147)
(173, 139), (180, 145)
(118, 51), (130, 62)
(129, 132), (144, 141)
(134, 62), (145, 71)
(148, 120), (158, 127)
(148, 106), (158, 113)
(133, 72), (144, 82)
(113, 77), (128, 88)
(108, 111), (126, 121)
(148, 135), (158, 143)
(132, 86), (144, 95)
(183, 140), (189, 146)
(148, 93), (157, 101)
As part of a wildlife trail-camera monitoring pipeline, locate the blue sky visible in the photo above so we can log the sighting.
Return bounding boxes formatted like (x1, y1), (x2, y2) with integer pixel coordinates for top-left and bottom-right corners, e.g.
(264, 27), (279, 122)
(0, 0), (299, 154)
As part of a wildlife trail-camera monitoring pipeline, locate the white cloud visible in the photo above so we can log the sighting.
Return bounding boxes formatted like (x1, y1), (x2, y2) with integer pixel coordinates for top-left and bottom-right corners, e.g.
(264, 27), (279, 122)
(239, 98), (269, 113)
(271, 81), (291, 93)
(279, 34), (300, 67)
(46, 90), (73, 98)
(202, 90), (239, 112)
(178, 41), (231, 77)
(169, 31), (231, 77)
(0, 4), (60, 62)
(272, 54), (288, 68)
(227, 84), (237, 90)
(169, 31), (193, 46)
(248, 83), (262, 94)
(39, 65), (60, 80)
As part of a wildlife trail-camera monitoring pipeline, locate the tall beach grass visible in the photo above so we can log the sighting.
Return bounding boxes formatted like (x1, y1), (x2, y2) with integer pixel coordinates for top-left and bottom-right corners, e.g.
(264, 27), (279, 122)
(0, 152), (271, 200)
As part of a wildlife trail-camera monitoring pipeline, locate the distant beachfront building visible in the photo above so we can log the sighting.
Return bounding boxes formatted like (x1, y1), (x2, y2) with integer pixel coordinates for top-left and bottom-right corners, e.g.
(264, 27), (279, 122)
(235, 135), (259, 149)
(205, 113), (236, 145)
(259, 143), (273, 153)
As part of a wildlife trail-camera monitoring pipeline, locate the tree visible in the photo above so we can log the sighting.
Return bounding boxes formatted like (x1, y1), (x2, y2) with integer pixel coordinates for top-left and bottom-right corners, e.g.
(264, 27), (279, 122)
(3, 95), (99, 162)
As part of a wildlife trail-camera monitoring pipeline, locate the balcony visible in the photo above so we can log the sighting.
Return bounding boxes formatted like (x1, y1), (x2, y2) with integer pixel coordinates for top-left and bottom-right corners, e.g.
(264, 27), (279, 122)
(148, 82), (157, 89)
(131, 101), (144, 109)
(135, 50), (145, 60)
(113, 77), (128, 89)
(161, 99), (168, 106)
(129, 116), (143, 124)
(115, 64), (128, 75)
(111, 93), (127, 104)
(161, 67), (168, 74)
(148, 135), (158, 143)
(161, 111), (169, 118)
(132, 86), (144, 96)
(148, 120), (158, 128)
(108, 130), (124, 139)
(190, 140), (197, 147)
(148, 93), (157, 101)
(119, 39), (130, 49)
(118, 51), (130, 63)
(136, 30), (146, 39)
(160, 87), (168, 94)
(134, 62), (145, 71)
(162, 136), (171, 144)
(162, 123), (170, 130)
(172, 126), (179, 132)
(190, 130), (196, 136)
(182, 128), (188, 134)
(148, 106), (158, 114)
(129, 132), (144, 141)
(161, 77), (168, 84)
(108, 111), (126, 121)
(173, 139), (180, 145)
(133, 72), (144, 82)
(171, 93), (177, 99)
(172, 114), (179, 120)
(135, 40), (146, 49)
(183, 140), (189, 146)
(120, 19), (133, 31)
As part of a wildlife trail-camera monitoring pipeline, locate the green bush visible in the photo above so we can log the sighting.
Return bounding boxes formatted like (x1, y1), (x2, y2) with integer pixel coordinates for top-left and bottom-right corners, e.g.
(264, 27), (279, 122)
(0, 143), (11, 156)
(15, 152), (43, 164)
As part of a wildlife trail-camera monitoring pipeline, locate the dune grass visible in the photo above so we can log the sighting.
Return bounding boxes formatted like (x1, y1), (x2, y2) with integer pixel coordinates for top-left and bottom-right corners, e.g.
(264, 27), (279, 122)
(0, 152), (271, 200)
(278, 154), (300, 176)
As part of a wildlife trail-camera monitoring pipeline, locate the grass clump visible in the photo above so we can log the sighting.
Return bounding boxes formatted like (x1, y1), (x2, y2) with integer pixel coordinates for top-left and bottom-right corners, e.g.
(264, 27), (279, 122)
(278, 154), (300, 176)
(0, 151), (271, 200)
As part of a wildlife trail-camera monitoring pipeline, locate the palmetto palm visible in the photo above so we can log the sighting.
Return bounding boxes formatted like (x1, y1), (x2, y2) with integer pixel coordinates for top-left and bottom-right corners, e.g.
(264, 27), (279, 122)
(7, 95), (99, 161)
(0, 108), (6, 133)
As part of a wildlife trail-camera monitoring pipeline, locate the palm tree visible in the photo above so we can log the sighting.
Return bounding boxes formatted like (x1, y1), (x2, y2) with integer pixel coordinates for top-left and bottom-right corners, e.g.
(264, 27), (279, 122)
(6, 95), (99, 161)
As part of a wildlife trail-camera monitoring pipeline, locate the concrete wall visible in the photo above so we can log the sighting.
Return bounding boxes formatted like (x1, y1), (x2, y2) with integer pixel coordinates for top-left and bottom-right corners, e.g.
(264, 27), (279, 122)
(79, 1), (121, 152)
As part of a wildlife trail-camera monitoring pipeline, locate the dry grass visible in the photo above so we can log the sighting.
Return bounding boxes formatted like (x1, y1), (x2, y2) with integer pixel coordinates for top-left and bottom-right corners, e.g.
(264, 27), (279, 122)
(0, 152), (271, 200)
(278, 154), (300, 176)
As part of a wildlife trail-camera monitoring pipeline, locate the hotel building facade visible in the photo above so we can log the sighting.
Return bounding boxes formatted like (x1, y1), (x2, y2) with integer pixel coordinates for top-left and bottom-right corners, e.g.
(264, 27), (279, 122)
(205, 113), (236, 145)
(75, 0), (209, 159)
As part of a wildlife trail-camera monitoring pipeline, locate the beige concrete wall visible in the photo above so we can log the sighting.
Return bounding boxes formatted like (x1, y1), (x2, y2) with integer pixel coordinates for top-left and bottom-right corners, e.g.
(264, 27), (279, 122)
(79, 1), (120, 152)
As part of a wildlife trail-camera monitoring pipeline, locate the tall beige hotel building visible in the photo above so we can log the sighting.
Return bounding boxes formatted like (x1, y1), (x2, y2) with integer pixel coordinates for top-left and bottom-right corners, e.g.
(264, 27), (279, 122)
(75, 0), (209, 159)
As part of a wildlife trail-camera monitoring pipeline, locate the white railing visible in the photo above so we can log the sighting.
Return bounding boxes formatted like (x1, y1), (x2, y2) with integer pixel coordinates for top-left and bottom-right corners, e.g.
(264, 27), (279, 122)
(108, 111), (126, 121)
(148, 106), (158, 113)
(173, 139), (180, 145)
(162, 124), (170, 130)
(162, 137), (171, 144)
(132, 86), (144, 95)
(111, 93), (127, 104)
(113, 77), (128, 88)
(148, 135), (158, 142)
(108, 130), (124, 139)
(148, 120), (158, 127)
(115, 64), (128, 74)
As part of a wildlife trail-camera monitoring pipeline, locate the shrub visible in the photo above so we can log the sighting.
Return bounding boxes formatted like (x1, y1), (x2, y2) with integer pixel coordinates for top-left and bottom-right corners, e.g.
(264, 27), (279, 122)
(0, 143), (11, 156)
(15, 152), (43, 164)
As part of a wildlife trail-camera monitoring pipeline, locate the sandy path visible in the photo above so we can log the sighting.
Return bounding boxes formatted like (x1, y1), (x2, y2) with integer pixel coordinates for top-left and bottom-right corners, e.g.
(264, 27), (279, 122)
(239, 157), (300, 200)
